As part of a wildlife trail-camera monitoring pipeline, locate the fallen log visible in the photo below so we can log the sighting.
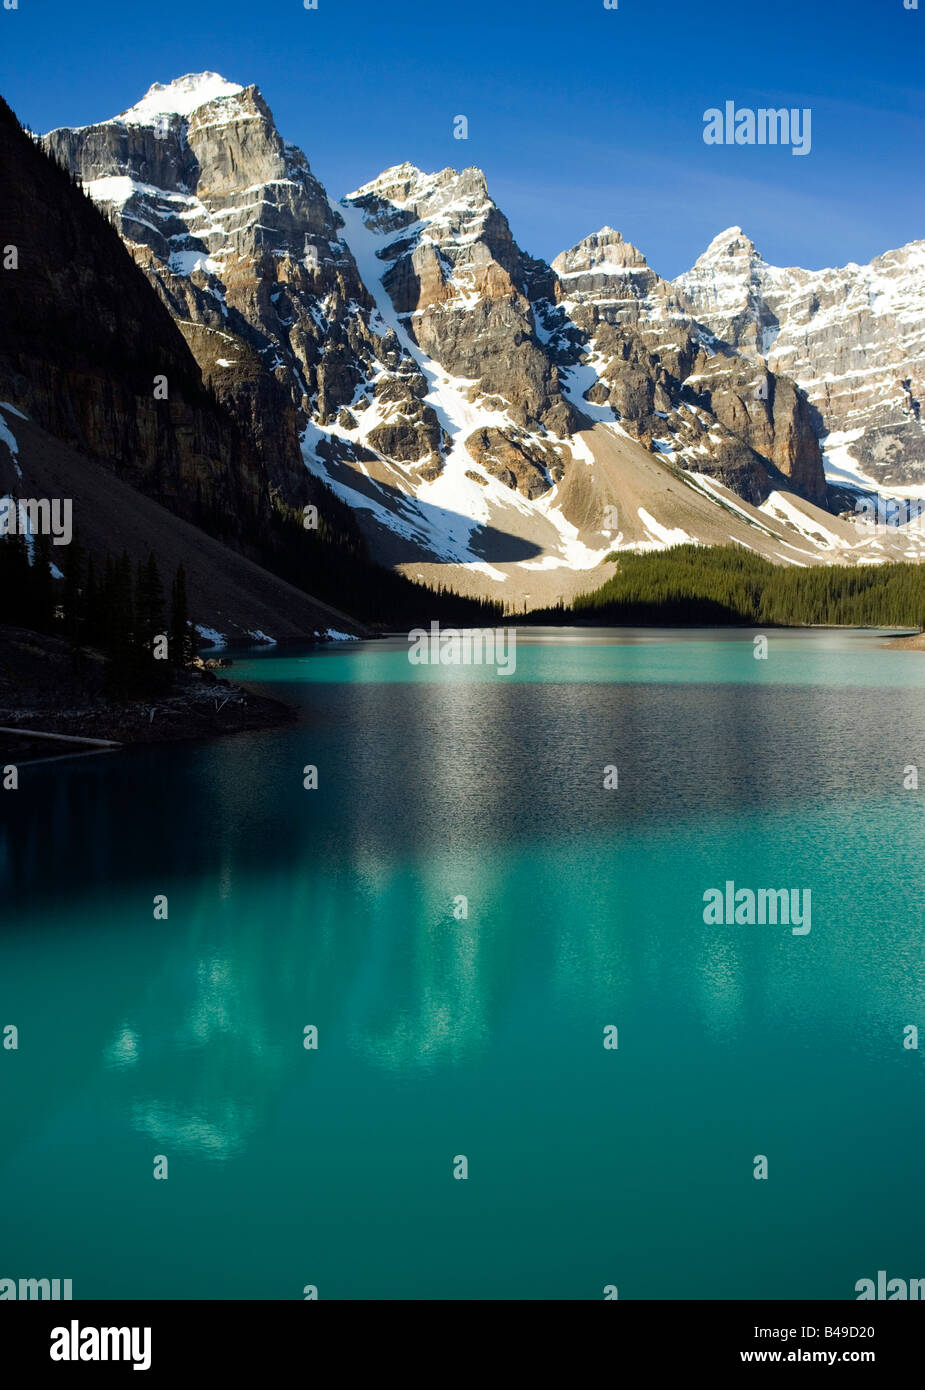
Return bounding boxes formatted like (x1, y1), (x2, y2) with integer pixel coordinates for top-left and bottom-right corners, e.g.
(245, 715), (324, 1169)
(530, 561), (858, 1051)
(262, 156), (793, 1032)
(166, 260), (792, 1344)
(0, 726), (121, 748)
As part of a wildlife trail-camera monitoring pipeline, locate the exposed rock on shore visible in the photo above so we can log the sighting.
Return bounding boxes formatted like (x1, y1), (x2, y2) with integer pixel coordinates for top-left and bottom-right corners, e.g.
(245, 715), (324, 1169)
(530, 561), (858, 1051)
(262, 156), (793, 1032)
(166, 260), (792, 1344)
(0, 625), (295, 763)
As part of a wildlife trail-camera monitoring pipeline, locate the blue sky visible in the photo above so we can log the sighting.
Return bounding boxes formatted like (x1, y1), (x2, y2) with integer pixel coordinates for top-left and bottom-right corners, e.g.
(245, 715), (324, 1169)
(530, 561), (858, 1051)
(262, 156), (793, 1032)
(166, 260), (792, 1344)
(2, 0), (923, 278)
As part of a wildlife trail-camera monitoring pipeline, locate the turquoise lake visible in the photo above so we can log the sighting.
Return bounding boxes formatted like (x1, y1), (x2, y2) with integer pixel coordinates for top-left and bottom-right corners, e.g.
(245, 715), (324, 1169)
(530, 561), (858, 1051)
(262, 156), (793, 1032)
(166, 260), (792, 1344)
(2, 628), (925, 1300)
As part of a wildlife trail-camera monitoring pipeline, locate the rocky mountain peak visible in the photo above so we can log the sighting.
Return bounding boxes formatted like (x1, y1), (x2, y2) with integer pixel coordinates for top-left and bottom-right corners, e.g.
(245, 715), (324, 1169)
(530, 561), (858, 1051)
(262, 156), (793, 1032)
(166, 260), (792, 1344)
(675, 227), (774, 358)
(342, 161), (582, 445)
(41, 74), (394, 504)
(692, 225), (761, 266)
(550, 221), (827, 506)
(347, 163), (492, 240)
(0, 91), (267, 530)
(349, 162), (427, 202)
(114, 72), (245, 125)
(676, 231), (925, 486)
(552, 227), (649, 278)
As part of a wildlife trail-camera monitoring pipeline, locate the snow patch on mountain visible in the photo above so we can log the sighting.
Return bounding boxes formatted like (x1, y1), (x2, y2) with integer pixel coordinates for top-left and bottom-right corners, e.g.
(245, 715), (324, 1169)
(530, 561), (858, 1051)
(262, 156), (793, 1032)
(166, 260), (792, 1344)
(302, 195), (616, 575)
(676, 230), (925, 487)
(195, 624), (227, 649)
(637, 509), (693, 547)
(118, 73), (245, 124)
(0, 404), (21, 469)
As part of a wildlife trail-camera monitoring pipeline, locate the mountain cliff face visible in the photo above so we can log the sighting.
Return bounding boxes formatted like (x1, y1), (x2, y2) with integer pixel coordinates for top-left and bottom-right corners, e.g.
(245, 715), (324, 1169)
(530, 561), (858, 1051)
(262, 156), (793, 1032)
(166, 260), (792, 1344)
(675, 228), (925, 489)
(551, 227), (827, 505)
(33, 72), (925, 601)
(346, 163), (581, 440)
(0, 92), (265, 529)
(41, 76), (439, 509)
(0, 93), (366, 641)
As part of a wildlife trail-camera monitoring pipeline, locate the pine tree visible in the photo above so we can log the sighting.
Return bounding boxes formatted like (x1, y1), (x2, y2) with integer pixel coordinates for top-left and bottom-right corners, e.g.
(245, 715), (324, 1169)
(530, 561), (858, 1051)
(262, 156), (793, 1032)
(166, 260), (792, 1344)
(0, 529), (32, 625)
(61, 528), (84, 647)
(104, 550), (136, 696)
(170, 563), (193, 669)
(134, 552), (164, 652)
(31, 532), (56, 633)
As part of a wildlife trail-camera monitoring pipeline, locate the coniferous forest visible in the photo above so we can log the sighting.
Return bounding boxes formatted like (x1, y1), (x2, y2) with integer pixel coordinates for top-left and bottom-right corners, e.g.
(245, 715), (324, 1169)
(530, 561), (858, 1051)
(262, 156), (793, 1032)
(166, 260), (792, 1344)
(528, 546), (925, 629)
(0, 530), (194, 696)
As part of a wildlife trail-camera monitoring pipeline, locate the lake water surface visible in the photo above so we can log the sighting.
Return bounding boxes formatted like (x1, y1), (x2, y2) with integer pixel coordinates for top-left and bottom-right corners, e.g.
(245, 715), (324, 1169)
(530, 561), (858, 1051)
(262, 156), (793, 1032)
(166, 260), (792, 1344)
(2, 629), (924, 1299)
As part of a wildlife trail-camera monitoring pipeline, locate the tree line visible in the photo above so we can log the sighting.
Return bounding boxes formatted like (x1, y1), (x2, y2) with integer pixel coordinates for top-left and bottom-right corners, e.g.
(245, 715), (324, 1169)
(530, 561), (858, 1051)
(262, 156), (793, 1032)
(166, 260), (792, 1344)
(0, 528), (194, 695)
(526, 545), (925, 628)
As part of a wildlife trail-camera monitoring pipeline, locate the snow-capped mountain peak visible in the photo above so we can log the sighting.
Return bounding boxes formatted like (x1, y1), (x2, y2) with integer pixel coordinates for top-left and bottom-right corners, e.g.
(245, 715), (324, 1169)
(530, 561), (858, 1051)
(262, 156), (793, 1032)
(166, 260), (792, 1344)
(348, 162), (428, 201)
(694, 226), (758, 260)
(347, 164), (493, 243)
(552, 227), (649, 277)
(115, 72), (244, 125)
(676, 231), (925, 487)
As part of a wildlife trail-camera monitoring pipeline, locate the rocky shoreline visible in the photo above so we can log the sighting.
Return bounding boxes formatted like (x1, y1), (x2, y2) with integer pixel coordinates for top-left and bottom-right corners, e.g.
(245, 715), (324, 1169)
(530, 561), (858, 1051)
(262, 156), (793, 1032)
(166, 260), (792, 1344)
(0, 624), (295, 763)
(882, 631), (925, 650)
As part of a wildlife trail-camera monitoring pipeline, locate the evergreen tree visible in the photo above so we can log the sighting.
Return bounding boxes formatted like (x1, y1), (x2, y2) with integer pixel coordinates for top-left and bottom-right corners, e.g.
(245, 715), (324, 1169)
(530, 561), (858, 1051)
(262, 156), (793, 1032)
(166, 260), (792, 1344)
(170, 563), (193, 669)
(135, 552), (165, 652)
(61, 528), (84, 647)
(0, 529), (32, 625)
(104, 550), (136, 696)
(31, 532), (56, 633)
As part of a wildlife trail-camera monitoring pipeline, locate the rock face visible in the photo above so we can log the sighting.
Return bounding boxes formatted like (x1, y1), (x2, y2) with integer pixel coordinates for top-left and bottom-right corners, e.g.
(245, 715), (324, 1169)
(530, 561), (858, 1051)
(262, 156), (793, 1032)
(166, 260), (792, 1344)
(346, 164), (582, 442)
(550, 227), (827, 505)
(0, 92), (264, 529)
(464, 427), (570, 499)
(42, 75), (439, 497)
(0, 93), (364, 641)
(676, 227), (925, 487)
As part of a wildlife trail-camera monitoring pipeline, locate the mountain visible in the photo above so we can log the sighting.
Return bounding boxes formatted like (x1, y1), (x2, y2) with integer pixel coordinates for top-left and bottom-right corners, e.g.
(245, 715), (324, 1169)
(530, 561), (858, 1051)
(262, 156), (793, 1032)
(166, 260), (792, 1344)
(41, 73), (377, 509)
(2, 89), (264, 530)
(336, 167), (901, 592)
(675, 227), (925, 492)
(0, 91), (365, 641)
(0, 402), (364, 646)
(550, 226), (826, 505)
(34, 73), (925, 602)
